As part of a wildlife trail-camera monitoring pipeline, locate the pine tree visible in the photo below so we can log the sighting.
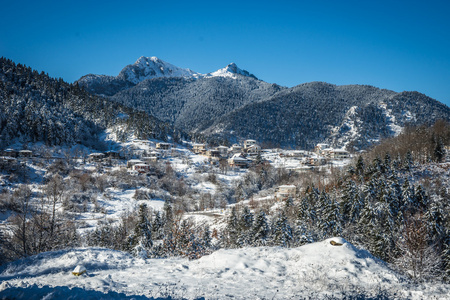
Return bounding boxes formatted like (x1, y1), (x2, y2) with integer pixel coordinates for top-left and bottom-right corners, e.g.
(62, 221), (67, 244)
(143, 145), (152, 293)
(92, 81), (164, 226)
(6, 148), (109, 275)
(413, 184), (428, 212)
(225, 206), (240, 248)
(401, 178), (414, 216)
(152, 211), (164, 240)
(128, 203), (153, 258)
(341, 180), (360, 224)
(283, 196), (296, 220)
(424, 197), (445, 242)
(293, 218), (314, 246)
(0, 229), (8, 264)
(272, 211), (293, 247)
(304, 187), (320, 228)
(177, 219), (193, 255)
(317, 192), (342, 238)
(237, 206), (254, 246)
(251, 210), (270, 246)
(386, 172), (402, 221)
(202, 225), (212, 250)
(404, 151), (414, 171)
(163, 201), (174, 234)
(442, 234), (450, 282)
(384, 153), (392, 175)
(433, 135), (445, 162)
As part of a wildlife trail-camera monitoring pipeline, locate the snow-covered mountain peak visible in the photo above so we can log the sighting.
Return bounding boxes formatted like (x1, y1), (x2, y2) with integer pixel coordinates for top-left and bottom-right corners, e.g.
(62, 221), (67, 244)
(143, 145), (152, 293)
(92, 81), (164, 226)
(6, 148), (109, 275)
(208, 63), (258, 80)
(135, 56), (160, 65)
(117, 56), (202, 84)
(77, 56), (260, 90)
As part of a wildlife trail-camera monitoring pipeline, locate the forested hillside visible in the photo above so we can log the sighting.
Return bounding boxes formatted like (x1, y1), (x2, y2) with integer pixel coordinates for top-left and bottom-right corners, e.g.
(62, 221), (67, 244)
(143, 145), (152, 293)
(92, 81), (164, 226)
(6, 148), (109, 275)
(206, 82), (450, 149)
(108, 76), (284, 132)
(0, 58), (186, 148)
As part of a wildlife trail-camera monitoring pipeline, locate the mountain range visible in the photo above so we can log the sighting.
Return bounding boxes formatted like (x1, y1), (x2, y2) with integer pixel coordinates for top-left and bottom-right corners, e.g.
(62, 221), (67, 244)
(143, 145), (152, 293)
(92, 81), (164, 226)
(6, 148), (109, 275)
(77, 56), (450, 150)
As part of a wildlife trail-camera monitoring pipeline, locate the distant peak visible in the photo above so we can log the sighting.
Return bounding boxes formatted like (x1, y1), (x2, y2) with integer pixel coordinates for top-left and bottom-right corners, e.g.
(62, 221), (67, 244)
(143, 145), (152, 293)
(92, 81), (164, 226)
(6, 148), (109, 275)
(118, 56), (202, 84)
(208, 63), (258, 80)
(227, 62), (238, 69)
(135, 56), (164, 66)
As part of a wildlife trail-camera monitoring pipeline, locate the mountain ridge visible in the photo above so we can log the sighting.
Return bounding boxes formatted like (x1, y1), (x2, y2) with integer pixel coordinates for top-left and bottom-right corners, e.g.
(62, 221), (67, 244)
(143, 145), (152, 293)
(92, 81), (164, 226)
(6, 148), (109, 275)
(205, 82), (450, 149)
(76, 57), (450, 150)
(77, 56), (258, 96)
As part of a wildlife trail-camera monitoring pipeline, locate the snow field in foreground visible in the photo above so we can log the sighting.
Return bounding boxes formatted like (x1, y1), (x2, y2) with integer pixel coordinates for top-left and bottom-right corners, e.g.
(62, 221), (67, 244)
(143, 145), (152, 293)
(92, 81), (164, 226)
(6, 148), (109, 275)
(1, 237), (449, 299)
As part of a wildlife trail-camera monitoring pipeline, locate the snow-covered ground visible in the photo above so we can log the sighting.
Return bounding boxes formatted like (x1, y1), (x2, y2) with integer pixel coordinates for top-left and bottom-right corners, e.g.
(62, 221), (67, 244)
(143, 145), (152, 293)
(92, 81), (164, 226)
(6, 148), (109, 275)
(1, 237), (448, 299)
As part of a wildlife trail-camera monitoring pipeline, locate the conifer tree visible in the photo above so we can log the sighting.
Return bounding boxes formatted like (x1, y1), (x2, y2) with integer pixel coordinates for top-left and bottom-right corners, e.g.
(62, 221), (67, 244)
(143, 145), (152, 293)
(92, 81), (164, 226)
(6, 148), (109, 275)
(401, 178), (414, 216)
(272, 211), (293, 247)
(424, 197), (445, 242)
(341, 180), (359, 223)
(283, 196), (296, 220)
(404, 151), (413, 171)
(251, 210), (270, 246)
(127, 203), (153, 258)
(413, 184), (428, 212)
(317, 192), (342, 238)
(202, 225), (213, 250)
(225, 206), (240, 248)
(355, 155), (365, 177)
(163, 201), (174, 234)
(432, 134), (445, 162)
(237, 206), (254, 246)
(152, 211), (164, 240)
(442, 234), (450, 282)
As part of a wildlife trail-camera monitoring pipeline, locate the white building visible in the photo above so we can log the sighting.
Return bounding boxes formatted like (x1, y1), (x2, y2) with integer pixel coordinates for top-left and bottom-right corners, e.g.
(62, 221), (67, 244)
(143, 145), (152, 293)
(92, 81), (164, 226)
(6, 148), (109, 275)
(192, 143), (206, 154)
(142, 156), (158, 163)
(230, 144), (243, 154)
(228, 154), (251, 168)
(244, 139), (257, 150)
(216, 146), (229, 157)
(330, 149), (350, 159)
(275, 185), (297, 200)
(246, 144), (261, 156)
(133, 163), (150, 173)
(89, 153), (105, 162)
(127, 159), (144, 168)
(156, 142), (171, 150)
(315, 143), (330, 154)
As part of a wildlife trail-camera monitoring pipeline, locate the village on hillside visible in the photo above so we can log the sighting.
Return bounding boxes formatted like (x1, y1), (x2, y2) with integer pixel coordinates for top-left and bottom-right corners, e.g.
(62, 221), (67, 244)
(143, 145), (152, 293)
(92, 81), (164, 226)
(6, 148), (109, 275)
(0, 139), (352, 197)
(1, 139), (352, 172)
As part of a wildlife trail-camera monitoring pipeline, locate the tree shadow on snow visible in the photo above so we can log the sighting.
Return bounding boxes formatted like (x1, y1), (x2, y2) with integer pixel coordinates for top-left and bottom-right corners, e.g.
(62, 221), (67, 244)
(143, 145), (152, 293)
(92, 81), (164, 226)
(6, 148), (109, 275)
(0, 284), (204, 300)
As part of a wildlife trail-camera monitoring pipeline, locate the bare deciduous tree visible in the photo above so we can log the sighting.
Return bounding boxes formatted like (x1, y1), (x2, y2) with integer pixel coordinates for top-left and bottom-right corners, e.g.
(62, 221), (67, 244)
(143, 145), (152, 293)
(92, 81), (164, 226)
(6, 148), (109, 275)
(45, 174), (65, 242)
(395, 213), (442, 282)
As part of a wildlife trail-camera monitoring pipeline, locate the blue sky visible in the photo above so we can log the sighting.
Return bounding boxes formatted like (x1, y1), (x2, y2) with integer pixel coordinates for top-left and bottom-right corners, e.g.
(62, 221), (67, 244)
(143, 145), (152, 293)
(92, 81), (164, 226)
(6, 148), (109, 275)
(1, 0), (449, 105)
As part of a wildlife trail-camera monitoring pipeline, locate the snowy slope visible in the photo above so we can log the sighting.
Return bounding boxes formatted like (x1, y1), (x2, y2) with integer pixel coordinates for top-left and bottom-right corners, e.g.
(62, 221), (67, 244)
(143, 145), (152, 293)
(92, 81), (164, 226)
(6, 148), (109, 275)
(1, 237), (448, 299)
(206, 63), (258, 80)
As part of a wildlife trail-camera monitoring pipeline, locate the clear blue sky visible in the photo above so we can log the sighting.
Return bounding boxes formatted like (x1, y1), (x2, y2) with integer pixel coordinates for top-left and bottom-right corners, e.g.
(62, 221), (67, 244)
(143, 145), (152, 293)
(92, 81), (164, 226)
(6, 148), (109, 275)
(1, 0), (449, 105)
